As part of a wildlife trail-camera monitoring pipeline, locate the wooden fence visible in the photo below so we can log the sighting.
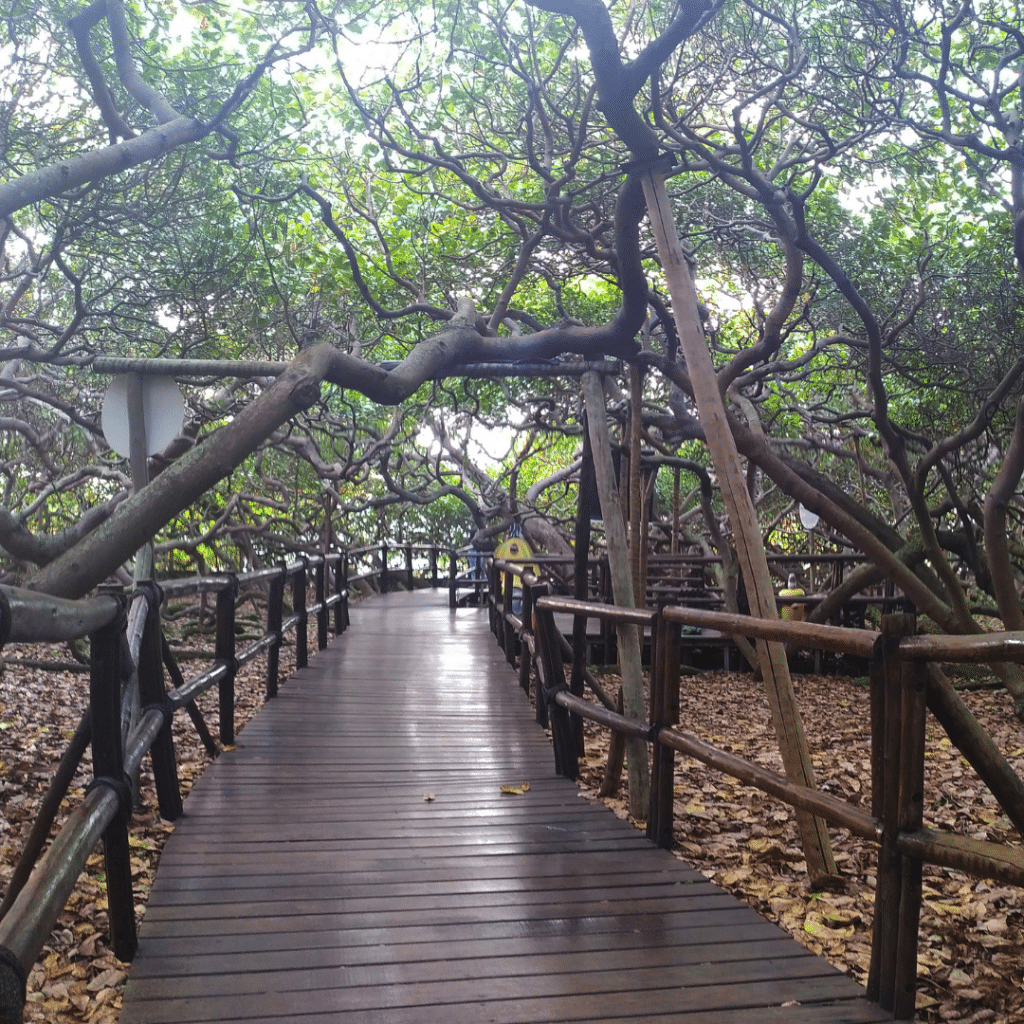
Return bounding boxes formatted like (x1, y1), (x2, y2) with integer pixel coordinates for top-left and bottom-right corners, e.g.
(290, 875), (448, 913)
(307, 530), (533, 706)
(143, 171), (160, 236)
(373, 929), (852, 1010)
(488, 558), (1024, 1021)
(0, 553), (351, 1023)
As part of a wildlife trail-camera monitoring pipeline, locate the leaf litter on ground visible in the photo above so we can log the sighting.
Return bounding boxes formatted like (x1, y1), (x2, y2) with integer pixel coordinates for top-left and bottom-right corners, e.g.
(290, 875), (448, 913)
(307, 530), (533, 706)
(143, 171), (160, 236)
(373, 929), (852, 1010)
(573, 668), (1023, 1024)
(1, 617), (307, 1024)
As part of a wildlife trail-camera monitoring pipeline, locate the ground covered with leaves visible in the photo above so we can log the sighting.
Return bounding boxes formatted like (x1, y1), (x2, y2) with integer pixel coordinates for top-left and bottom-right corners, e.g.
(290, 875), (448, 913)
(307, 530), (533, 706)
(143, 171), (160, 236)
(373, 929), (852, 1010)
(0, 616), (304, 1024)
(576, 669), (1024, 1023)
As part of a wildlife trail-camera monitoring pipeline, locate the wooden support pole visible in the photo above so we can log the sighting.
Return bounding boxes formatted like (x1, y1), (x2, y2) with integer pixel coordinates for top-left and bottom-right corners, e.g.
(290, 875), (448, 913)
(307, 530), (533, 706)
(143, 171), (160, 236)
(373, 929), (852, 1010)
(502, 567), (516, 666)
(893, 653), (927, 1019)
(334, 552), (348, 635)
(126, 373), (154, 584)
(582, 371), (650, 816)
(868, 613), (916, 1012)
(315, 559), (328, 650)
(519, 582), (536, 696)
(535, 603), (579, 781)
(640, 168), (834, 879)
(648, 611), (681, 850)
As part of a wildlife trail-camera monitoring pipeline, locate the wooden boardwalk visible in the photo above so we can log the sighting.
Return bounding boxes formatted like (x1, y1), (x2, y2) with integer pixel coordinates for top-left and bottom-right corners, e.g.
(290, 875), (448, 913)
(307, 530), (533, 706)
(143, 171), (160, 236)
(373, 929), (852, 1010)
(120, 589), (891, 1024)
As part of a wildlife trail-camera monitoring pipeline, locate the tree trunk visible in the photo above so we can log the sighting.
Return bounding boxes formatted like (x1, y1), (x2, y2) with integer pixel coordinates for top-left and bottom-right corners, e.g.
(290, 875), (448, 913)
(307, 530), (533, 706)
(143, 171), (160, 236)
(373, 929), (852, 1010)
(582, 371), (650, 818)
(640, 169), (837, 882)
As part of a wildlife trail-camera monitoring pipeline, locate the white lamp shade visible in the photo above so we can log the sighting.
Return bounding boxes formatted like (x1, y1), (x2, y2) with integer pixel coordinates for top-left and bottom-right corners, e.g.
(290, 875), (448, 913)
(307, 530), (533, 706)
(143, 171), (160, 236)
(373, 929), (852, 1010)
(798, 504), (820, 530)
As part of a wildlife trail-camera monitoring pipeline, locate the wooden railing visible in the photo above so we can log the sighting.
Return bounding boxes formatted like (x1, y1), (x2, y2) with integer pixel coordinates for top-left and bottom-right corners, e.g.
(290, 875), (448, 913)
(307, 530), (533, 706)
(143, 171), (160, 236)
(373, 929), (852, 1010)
(488, 564), (1024, 1021)
(0, 552), (348, 1023)
(344, 543), (491, 609)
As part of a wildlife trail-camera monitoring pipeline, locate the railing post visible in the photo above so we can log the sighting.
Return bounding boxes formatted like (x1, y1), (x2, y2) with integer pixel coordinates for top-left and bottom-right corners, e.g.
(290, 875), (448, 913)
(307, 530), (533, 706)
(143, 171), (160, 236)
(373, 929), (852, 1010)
(489, 559), (500, 637)
(405, 543), (414, 591)
(315, 557), (328, 650)
(893, 654), (927, 1018)
(518, 582), (535, 695)
(502, 566), (515, 665)
(266, 562), (285, 699)
(430, 546), (438, 588)
(88, 593), (138, 962)
(648, 609), (681, 850)
(534, 599), (578, 780)
(216, 577), (237, 748)
(334, 551), (348, 634)
(449, 549), (458, 609)
(137, 583), (182, 820)
(868, 612), (922, 1018)
(380, 543), (389, 594)
(293, 557), (308, 669)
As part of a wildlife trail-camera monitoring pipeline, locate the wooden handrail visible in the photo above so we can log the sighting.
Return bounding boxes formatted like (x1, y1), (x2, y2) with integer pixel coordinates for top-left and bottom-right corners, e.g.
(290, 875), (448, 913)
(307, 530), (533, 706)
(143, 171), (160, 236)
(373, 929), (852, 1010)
(513, 595), (1024, 1020)
(0, 543), (354, 1022)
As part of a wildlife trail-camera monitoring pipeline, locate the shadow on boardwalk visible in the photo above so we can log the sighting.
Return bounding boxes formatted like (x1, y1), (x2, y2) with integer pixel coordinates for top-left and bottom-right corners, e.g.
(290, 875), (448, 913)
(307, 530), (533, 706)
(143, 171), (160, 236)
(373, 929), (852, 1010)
(120, 589), (891, 1024)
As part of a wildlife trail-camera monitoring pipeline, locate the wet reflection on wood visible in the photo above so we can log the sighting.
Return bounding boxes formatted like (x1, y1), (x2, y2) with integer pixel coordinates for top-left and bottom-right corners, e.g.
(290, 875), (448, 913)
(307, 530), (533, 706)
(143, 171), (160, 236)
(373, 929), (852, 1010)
(120, 589), (890, 1023)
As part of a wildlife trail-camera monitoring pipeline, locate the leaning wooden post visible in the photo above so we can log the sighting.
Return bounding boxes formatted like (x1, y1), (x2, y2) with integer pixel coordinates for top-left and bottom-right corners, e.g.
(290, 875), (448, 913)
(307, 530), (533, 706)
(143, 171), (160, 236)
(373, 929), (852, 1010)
(582, 370), (650, 816)
(215, 577), (237, 748)
(265, 563), (285, 699)
(162, 635), (218, 757)
(628, 364), (645, 606)
(640, 165), (835, 879)
(570, 415), (597, 755)
(88, 594), (137, 961)
(136, 583), (182, 820)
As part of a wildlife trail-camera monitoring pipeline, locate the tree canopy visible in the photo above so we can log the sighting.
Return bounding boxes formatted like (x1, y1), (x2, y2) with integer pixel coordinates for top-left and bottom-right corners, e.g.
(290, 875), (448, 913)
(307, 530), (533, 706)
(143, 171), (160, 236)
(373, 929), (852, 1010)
(5, 0), (1024, 706)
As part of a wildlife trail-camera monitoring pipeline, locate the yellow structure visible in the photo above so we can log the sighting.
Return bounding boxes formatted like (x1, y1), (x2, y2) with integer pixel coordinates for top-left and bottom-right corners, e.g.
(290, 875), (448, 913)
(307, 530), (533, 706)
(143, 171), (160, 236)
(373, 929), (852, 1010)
(779, 573), (806, 622)
(494, 536), (539, 577)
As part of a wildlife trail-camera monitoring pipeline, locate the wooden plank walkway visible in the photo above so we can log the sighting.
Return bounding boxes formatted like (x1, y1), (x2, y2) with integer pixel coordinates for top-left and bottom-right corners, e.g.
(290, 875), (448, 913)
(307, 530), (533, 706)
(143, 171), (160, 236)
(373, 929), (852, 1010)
(120, 589), (891, 1024)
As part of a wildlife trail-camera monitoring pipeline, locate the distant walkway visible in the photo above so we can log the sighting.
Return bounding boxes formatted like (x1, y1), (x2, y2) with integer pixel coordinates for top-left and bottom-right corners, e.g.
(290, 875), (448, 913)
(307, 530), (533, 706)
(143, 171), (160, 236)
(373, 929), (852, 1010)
(120, 589), (890, 1023)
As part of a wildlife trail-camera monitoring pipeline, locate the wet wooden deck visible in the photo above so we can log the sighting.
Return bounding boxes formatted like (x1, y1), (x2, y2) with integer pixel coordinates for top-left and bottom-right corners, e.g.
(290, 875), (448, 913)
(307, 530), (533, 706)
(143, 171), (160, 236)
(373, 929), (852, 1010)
(120, 589), (891, 1023)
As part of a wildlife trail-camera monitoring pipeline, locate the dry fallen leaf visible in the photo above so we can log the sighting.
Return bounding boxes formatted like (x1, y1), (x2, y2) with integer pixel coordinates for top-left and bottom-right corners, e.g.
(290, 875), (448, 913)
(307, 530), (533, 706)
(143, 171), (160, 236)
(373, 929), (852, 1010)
(500, 781), (531, 795)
